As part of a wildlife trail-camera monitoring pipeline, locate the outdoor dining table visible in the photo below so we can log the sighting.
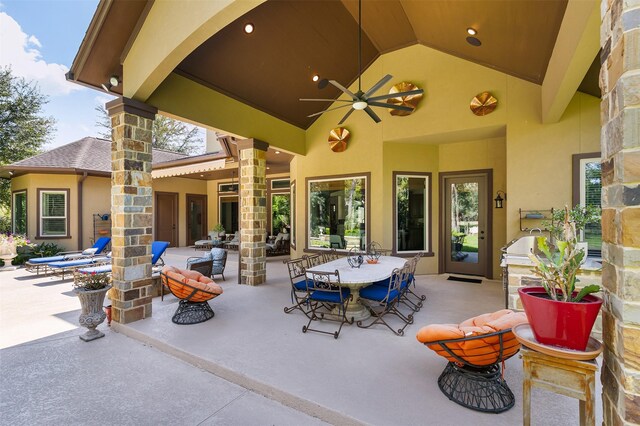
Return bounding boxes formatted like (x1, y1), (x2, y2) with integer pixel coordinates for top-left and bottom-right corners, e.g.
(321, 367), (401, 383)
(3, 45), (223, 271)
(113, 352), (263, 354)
(305, 255), (407, 321)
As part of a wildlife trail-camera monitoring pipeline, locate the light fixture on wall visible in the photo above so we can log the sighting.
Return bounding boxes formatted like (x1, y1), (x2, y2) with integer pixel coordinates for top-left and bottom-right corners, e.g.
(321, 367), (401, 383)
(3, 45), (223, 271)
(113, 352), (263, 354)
(494, 190), (506, 209)
(101, 75), (120, 92)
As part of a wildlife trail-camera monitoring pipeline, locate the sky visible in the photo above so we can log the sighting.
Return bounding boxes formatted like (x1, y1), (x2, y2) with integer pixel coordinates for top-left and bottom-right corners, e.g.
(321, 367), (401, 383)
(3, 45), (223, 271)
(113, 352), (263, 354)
(0, 0), (204, 151)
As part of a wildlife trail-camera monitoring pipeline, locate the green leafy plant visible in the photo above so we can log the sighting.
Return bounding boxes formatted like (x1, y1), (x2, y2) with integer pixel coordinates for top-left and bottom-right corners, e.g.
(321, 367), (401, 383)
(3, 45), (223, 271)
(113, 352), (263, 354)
(452, 232), (466, 245)
(528, 207), (600, 302)
(211, 223), (225, 233)
(31, 242), (63, 258)
(73, 271), (111, 291)
(545, 205), (601, 241)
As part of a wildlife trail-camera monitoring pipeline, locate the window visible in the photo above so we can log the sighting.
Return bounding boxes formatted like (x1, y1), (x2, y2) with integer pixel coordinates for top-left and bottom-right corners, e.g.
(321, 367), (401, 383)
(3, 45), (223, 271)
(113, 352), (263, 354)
(12, 190), (27, 235)
(307, 174), (368, 251)
(219, 196), (238, 234)
(38, 189), (69, 237)
(271, 194), (290, 235)
(394, 173), (431, 254)
(573, 153), (602, 256)
(218, 182), (238, 193)
(290, 181), (296, 248)
(271, 179), (290, 190)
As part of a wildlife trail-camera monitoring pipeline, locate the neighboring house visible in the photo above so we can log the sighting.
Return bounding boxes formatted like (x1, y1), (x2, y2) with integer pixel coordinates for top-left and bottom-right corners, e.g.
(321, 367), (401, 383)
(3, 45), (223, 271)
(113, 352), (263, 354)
(1, 136), (292, 251)
(1, 137), (255, 251)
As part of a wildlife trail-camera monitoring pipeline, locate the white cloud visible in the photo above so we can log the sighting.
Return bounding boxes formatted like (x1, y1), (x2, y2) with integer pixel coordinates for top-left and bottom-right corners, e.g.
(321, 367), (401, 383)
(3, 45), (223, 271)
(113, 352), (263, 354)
(0, 12), (83, 96)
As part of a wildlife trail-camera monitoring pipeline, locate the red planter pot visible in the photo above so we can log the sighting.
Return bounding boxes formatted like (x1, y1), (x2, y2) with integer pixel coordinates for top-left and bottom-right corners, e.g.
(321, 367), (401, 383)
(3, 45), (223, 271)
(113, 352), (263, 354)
(518, 286), (602, 351)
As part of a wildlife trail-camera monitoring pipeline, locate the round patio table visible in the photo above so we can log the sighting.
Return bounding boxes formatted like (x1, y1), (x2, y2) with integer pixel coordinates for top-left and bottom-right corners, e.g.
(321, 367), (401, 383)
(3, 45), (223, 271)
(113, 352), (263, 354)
(305, 255), (407, 321)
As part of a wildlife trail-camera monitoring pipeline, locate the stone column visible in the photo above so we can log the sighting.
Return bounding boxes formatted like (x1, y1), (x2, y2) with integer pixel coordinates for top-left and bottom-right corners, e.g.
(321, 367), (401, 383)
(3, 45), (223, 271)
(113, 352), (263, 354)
(106, 97), (157, 323)
(599, 1), (640, 423)
(237, 139), (268, 285)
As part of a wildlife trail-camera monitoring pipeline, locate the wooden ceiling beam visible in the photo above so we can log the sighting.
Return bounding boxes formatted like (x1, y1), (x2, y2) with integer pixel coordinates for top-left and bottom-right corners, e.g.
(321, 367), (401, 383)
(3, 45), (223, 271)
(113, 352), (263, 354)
(541, 0), (600, 123)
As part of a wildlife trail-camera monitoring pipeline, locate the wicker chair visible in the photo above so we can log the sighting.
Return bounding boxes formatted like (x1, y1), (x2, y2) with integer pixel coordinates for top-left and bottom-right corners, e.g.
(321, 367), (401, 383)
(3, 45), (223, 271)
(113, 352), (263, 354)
(160, 266), (223, 324)
(416, 310), (528, 413)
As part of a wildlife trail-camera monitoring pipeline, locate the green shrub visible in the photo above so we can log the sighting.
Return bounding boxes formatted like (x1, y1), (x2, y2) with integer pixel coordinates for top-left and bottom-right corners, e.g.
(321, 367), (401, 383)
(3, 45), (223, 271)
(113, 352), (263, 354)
(31, 242), (63, 258)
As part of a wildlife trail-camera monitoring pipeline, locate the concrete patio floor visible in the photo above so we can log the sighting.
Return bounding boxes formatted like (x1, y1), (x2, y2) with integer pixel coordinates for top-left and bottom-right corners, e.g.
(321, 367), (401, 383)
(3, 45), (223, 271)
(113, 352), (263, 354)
(0, 247), (603, 425)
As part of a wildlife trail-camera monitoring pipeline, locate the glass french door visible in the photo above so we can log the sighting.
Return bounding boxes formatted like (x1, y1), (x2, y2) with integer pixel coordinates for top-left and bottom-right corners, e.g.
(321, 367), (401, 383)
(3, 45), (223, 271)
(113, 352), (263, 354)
(443, 173), (489, 277)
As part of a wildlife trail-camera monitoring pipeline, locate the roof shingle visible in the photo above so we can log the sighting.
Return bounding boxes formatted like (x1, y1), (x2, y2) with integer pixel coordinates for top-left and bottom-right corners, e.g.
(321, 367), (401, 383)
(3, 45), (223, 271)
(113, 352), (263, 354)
(8, 137), (188, 173)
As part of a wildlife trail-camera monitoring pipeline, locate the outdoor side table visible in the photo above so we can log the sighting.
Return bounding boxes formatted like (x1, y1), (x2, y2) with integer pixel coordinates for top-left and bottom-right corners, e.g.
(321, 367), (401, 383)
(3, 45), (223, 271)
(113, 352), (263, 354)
(521, 347), (597, 426)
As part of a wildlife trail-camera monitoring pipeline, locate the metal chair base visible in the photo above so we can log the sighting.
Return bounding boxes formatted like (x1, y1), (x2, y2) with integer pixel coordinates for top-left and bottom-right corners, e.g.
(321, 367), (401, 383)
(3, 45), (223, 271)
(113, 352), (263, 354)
(437, 362), (515, 413)
(172, 299), (215, 325)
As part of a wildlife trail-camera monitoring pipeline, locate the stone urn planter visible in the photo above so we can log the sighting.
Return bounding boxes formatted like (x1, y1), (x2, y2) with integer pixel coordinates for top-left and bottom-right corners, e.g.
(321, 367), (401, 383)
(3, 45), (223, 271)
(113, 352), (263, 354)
(74, 285), (112, 342)
(0, 241), (17, 268)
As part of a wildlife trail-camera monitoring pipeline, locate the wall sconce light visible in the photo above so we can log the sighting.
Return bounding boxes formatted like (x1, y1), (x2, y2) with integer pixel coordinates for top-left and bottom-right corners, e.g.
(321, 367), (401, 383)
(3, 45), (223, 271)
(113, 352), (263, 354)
(494, 190), (506, 209)
(101, 75), (120, 92)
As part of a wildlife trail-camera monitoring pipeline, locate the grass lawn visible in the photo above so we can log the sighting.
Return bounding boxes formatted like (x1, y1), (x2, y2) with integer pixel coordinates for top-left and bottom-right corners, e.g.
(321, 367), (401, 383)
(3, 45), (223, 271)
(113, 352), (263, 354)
(463, 234), (478, 253)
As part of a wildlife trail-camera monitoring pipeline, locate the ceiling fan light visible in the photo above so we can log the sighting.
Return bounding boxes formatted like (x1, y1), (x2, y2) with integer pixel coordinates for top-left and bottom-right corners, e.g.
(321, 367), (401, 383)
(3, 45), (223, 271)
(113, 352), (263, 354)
(467, 27), (477, 35)
(353, 101), (368, 110)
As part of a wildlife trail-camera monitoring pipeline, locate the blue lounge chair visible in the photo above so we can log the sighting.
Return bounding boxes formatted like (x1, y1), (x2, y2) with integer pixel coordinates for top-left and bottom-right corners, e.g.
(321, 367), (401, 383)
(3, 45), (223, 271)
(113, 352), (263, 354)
(25, 237), (111, 274)
(75, 241), (170, 277)
(47, 254), (112, 280)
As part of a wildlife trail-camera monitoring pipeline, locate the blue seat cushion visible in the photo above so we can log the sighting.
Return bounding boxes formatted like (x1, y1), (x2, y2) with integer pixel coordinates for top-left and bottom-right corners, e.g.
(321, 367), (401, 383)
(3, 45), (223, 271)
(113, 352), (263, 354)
(360, 284), (400, 303)
(371, 277), (390, 287)
(292, 278), (314, 291)
(309, 288), (350, 303)
(28, 256), (66, 264)
(48, 259), (95, 268)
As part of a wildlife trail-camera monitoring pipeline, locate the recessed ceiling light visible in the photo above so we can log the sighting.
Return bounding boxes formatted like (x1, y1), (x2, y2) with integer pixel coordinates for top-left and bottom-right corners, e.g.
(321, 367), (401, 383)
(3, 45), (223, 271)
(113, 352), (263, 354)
(467, 28), (477, 36)
(244, 23), (254, 34)
(312, 74), (320, 82)
(275, 150), (280, 154)
(267, 166), (270, 170)
(200, 174), (204, 177)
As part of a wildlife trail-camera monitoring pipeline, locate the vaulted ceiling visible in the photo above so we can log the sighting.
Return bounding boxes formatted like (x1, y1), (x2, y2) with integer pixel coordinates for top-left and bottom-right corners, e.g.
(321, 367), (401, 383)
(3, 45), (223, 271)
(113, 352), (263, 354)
(71, 0), (600, 131)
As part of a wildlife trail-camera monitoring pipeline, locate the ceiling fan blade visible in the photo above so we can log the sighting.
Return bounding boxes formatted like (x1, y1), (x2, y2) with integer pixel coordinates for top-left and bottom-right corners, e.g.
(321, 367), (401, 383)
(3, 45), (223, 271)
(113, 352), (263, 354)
(307, 104), (352, 118)
(367, 89), (424, 101)
(364, 106), (381, 123)
(367, 101), (414, 111)
(364, 74), (393, 97)
(300, 98), (353, 102)
(338, 108), (355, 125)
(329, 80), (358, 100)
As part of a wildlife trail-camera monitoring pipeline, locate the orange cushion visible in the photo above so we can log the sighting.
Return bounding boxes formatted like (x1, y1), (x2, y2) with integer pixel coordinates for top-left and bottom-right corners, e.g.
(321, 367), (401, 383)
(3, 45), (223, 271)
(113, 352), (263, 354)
(181, 269), (203, 281)
(197, 275), (214, 284)
(416, 310), (528, 366)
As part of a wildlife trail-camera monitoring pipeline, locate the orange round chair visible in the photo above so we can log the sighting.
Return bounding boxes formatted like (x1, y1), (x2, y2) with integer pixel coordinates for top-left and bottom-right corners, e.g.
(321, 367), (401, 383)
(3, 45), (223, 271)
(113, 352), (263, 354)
(416, 309), (528, 413)
(161, 266), (223, 325)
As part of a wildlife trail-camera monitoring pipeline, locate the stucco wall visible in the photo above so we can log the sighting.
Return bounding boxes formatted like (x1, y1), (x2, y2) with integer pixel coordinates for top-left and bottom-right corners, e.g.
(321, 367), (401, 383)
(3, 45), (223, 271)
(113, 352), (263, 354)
(290, 44), (600, 279)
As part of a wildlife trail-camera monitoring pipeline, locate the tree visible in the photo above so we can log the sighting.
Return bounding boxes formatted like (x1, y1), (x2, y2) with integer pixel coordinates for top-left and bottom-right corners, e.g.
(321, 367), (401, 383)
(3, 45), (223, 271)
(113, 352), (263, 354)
(95, 104), (203, 155)
(0, 68), (55, 213)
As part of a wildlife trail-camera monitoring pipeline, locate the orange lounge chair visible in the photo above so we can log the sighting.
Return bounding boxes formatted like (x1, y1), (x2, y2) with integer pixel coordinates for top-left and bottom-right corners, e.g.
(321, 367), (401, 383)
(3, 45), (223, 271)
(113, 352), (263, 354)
(160, 266), (223, 324)
(416, 309), (528, 413)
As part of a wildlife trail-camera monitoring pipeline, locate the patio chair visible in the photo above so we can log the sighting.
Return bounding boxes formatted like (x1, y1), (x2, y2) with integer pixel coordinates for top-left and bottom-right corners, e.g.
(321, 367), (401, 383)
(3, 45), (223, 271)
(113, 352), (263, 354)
(304, 253), (324, 268)
(224, 231), (239, 250)
(47, 254), (112, 280)
(25, 237), (111, 274)
(357, 264), (413, 336)
(266, 233), (290, 256)
(416, 309), (528, 413)
(329, 234), (345, 249)
(75, 241), (169, 286)
(186, 248), (227, 280)
(302, 270), (353, 339)
(160, 266), (224, 325)
(322, 248), (341, 263)
(283, 257), (312, 316)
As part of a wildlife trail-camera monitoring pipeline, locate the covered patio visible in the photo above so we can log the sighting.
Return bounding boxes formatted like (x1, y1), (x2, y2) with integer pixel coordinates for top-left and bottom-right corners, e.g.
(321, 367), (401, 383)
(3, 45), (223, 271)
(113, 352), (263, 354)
(0, 248), (603, 425)
(63, 0), (639, 423)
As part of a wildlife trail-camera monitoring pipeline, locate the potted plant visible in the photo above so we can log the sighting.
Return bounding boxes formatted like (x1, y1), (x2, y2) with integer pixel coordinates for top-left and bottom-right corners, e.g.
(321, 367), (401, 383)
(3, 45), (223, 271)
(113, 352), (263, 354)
(73, 271), (112, 342)
(519, 207), (602, 351)
(210, 223), (225, 240)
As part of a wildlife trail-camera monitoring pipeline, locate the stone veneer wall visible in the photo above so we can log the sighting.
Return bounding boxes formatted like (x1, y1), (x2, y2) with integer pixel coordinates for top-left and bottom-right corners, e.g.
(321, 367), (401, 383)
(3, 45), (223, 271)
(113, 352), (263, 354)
(600, 0), (640, 423)
(238, 139), (268, 286)
(106, 98), (157, 323)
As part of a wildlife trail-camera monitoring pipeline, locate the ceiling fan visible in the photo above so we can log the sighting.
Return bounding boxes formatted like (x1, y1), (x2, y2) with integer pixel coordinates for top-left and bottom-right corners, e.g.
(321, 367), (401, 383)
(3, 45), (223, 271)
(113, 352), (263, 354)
(300, 0), (423, 125)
